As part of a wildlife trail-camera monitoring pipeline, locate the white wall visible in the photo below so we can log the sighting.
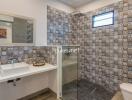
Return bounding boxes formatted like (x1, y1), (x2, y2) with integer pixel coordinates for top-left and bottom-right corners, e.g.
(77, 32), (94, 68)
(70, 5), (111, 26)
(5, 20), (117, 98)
(77, 0), (122, 13)
(0, 0), (45, 46)
(0, 0), (74, 46)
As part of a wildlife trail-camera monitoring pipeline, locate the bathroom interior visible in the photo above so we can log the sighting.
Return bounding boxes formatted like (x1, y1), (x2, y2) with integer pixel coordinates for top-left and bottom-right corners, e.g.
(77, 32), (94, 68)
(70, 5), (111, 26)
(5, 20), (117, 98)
(0, 0), (132, 100)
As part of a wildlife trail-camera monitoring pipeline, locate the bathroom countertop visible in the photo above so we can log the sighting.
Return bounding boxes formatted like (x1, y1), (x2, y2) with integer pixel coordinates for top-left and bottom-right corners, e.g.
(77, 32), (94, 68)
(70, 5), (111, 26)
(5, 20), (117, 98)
(0, 63), (57, 83)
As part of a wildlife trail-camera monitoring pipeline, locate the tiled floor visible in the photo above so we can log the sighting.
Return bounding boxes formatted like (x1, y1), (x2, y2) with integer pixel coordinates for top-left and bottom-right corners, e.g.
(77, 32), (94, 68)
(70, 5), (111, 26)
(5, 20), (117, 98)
(63, 79), (114, 100)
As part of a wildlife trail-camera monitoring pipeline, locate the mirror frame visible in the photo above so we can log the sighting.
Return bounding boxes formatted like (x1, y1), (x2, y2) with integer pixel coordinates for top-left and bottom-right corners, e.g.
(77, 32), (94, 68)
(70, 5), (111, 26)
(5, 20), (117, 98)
(0, 12), (35, 46)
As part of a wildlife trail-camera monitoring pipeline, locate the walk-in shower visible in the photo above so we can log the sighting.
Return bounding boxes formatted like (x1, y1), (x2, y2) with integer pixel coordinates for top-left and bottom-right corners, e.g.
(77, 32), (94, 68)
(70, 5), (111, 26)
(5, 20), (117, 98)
(57, 46), (114, 100)
(47, 0), (132, 99)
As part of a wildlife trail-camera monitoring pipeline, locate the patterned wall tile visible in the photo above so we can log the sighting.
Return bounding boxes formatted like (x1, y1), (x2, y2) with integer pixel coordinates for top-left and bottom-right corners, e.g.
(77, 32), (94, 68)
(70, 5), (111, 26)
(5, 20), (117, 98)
(0, 46), (57, 65)
(47, 0), (131, 93)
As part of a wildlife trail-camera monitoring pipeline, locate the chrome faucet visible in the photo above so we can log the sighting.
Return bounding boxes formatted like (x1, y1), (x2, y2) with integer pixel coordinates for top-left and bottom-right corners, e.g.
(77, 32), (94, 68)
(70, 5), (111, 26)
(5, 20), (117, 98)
(8, 58), (18, 64)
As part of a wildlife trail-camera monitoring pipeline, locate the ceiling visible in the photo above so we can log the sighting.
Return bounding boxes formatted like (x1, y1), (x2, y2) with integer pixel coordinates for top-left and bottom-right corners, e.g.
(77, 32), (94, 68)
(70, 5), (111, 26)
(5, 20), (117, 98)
(57, 0), (95, 8)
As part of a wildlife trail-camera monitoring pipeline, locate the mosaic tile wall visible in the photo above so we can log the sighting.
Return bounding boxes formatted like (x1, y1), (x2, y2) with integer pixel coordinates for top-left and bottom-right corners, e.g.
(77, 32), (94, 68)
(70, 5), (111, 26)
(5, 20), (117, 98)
(0, 46), (57, 65)
(128, 0), (132, 83)
(78, 1), (128, 93)
(47, 6), (78, 45)
(47, 0), (131, 93)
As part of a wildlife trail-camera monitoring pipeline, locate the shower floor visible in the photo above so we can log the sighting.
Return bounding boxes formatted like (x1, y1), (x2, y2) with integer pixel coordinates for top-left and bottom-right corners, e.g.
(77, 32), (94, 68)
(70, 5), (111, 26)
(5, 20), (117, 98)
(62, 79), (114, 100)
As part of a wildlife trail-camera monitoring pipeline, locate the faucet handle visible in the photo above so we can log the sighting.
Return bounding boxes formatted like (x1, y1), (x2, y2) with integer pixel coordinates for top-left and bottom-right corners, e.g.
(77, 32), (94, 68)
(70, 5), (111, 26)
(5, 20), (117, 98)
(8, 58), (18, 64)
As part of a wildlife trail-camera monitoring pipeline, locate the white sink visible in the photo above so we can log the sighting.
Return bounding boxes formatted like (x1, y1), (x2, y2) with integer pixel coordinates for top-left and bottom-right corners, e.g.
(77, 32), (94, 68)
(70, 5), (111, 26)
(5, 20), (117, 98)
(0, 62), (29, 76)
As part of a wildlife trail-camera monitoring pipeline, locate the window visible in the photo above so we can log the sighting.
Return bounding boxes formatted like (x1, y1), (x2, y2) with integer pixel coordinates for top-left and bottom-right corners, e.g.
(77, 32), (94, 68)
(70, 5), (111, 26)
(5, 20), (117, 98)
(92, 11), (114, 28)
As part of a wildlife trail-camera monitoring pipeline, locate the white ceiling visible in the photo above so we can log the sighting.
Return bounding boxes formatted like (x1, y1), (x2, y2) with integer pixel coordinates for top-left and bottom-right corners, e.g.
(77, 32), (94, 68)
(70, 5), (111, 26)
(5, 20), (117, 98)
(57, 0), (95, 8)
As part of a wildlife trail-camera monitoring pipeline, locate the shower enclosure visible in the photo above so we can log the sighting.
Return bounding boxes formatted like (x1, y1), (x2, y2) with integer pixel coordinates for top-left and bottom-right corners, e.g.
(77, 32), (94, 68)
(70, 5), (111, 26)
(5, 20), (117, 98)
(57, 46), (79, 100)
(57, 45), (114, 100)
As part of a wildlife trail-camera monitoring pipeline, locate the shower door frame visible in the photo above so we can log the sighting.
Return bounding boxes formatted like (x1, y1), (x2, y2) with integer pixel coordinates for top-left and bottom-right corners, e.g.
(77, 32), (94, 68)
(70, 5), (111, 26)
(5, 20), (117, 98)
(57, 46), (63, 99)
(57, 45), (79, 100)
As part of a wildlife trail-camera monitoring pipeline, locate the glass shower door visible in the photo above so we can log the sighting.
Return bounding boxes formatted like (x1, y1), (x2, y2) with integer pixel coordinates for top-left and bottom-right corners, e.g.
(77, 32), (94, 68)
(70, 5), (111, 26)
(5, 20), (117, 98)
(60, 46), (79, 100)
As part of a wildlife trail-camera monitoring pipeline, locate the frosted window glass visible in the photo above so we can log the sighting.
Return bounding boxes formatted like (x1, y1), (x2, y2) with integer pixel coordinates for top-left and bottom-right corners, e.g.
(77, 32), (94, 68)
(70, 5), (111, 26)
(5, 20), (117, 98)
(93, 18), (113, 27)
(93, 11), (114, 28)
(94, 12), (113, 21)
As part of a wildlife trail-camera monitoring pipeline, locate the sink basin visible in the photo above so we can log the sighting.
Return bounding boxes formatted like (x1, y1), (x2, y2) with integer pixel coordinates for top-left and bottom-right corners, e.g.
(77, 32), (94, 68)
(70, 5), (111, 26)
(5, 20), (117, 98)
(0, 62), (29, 76)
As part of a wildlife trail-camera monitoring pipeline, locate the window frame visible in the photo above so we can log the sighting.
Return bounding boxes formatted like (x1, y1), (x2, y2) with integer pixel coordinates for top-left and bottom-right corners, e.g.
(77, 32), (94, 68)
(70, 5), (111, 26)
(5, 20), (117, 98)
(92, 11), (114, 28)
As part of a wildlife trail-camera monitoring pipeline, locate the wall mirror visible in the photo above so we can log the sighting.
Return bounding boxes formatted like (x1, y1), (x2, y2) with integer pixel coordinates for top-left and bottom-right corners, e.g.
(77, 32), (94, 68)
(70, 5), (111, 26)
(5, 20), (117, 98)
(0, 14), (34, 46)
